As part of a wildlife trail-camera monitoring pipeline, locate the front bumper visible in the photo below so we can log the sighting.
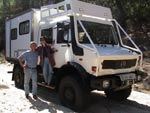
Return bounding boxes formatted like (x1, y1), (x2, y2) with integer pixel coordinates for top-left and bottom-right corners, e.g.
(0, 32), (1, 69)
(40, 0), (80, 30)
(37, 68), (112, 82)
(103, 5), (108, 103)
(90, 71), (147, 91)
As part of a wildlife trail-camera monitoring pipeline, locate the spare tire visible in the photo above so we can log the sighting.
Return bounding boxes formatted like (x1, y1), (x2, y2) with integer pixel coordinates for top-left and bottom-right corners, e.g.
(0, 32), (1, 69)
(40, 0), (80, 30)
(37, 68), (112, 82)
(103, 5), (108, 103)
(14, 66), (24, 89)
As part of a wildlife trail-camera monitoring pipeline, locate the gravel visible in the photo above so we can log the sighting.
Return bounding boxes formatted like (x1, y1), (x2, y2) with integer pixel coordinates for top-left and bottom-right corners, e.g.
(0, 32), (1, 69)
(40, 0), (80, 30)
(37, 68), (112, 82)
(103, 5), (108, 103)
(1, 62), (150, 113)
(0, 64), (73, 113)
(0, 83), (74, 113)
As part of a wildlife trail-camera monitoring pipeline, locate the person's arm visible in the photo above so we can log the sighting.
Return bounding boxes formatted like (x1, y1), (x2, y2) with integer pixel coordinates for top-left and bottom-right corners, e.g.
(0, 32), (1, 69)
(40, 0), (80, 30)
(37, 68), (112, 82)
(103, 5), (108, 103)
(49, 46), (56, 53)
(51, 40), (55, 46)
(19, 59), (26, 68)
(18, 52), (26, 68)
(47, 44), (57, 53)
(36, 46), (40, 55)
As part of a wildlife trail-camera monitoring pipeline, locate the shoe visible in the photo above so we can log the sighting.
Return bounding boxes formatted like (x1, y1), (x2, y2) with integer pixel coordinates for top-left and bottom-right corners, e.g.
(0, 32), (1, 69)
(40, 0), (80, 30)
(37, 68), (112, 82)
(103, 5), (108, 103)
(33, 95), (38, 100)
(26, 94), (29, 99)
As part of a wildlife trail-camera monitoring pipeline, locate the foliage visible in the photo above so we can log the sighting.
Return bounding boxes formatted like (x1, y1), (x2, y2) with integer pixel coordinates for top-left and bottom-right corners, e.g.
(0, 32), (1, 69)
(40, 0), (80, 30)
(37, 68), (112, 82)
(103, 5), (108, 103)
(0, 0), (150, 52)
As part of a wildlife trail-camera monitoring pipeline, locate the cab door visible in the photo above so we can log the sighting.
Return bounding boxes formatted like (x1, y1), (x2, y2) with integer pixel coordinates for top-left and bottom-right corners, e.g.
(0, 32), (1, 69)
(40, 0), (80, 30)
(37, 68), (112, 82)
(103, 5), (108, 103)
(53, 22), (72, 68)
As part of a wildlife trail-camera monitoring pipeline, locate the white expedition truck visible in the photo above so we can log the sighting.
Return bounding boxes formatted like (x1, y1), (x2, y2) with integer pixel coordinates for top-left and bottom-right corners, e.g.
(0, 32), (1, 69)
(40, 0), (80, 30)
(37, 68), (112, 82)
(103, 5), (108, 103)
(5, 0), (145, 110)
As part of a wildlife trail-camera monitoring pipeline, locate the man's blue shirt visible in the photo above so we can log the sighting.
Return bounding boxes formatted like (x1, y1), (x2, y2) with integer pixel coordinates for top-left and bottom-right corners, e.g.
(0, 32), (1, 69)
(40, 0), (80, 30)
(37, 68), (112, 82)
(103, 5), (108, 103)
(18, 50), (38, 68)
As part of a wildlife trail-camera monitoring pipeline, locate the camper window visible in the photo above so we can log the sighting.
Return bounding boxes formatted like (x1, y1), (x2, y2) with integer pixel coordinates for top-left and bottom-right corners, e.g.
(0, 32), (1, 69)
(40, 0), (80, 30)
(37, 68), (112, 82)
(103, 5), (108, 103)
(19, 20), (30, 35)
(11, 28), (17, 40)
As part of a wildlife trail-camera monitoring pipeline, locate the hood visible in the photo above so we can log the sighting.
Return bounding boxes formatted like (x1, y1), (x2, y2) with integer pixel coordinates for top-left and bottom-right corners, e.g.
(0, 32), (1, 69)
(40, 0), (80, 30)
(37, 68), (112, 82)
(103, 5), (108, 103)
(95, 45), (135, 56)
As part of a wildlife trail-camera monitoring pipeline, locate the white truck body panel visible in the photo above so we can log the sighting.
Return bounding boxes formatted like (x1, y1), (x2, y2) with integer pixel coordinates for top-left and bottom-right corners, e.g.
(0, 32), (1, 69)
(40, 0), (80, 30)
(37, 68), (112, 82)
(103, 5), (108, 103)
(11, 11), (32, 58)
(72, 49), (139, 76)
(40, 0), (112, 20)
(5, 9), (40, 58)
(5, 21), (11, 57)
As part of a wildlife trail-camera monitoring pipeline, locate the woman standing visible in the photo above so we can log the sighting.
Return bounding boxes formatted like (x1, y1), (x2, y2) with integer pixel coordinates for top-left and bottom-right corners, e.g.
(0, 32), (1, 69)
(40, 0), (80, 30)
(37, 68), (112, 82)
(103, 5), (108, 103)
(37, 36), (55, 85)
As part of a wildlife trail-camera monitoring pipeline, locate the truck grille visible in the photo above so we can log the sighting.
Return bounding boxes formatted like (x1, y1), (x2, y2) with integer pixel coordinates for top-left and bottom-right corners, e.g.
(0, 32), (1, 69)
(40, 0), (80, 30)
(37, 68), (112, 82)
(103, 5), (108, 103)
(102, 59), (136, 69)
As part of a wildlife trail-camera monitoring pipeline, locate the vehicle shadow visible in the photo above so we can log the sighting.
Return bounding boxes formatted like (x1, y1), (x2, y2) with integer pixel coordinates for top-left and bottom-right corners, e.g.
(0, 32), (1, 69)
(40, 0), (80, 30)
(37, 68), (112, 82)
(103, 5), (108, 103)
(28, 85), (73, 113)
(83, 91), (150, 113)
(0, 83), (9, 89)
(32, 86), (150, 113)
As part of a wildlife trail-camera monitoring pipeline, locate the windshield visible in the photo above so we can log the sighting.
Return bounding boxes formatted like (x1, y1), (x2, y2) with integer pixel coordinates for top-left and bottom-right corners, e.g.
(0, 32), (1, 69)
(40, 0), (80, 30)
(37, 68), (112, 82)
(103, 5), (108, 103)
(78, 20), (118, 45)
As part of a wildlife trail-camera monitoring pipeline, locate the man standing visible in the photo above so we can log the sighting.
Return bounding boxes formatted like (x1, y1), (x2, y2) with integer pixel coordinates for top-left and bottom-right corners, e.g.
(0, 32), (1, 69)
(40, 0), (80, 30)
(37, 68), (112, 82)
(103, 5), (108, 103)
(37, 36), (55, 85)
(18, 42), (38, 99)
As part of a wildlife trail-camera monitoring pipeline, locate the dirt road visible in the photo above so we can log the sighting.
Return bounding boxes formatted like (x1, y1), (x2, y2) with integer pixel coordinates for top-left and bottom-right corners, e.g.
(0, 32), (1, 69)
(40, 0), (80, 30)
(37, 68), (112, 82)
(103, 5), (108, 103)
(0, 63), (150, 113)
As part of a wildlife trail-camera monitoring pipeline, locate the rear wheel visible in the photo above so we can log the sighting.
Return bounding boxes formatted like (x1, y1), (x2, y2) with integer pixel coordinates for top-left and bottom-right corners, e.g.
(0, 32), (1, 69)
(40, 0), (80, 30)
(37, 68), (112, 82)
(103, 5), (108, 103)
(59, 76), (85, 111)
(14, 66), (24, 89)
(104, 86), (132, 101)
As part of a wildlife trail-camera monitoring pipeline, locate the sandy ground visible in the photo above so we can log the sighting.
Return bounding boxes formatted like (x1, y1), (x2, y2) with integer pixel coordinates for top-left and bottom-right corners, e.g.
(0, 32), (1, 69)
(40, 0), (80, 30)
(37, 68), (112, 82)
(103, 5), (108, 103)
(0, 62), (150, 113)
(0, 63), (73, 113)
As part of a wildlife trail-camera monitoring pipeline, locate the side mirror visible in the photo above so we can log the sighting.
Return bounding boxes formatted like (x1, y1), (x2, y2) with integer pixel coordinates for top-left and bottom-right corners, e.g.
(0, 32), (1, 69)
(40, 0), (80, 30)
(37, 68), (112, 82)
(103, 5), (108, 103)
(57, 22), (65, 28)
(57, 22), (70, 30)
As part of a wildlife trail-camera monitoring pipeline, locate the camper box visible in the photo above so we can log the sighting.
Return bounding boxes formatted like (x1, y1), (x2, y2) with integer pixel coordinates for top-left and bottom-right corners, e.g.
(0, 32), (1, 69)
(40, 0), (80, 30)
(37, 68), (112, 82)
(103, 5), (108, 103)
(5, 9), (40, 62)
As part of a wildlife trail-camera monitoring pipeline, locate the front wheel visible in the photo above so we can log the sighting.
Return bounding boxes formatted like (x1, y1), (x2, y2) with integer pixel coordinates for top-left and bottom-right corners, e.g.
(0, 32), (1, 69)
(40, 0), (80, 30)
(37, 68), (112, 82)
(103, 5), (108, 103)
(58, 76), (85, 111)
(14, 66), (24, 89)
(104, 86), (132, 101)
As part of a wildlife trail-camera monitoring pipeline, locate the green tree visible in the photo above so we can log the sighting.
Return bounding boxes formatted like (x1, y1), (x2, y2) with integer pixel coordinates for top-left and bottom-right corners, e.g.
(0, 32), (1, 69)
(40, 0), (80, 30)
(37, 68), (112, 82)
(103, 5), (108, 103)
(0, 0), (150, 52)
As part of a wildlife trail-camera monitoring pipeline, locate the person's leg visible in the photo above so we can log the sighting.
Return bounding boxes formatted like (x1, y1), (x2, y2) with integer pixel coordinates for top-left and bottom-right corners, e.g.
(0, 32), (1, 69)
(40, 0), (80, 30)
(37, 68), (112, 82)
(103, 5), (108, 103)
(48, 63), (53, 85)
(43, 58), (48, 83)
(31, 69), (37, 96)
(24, 68), (31, 96)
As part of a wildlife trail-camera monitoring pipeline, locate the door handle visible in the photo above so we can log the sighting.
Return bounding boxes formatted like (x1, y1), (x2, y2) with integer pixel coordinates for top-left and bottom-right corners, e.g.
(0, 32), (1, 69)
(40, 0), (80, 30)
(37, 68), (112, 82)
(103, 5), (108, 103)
(61, 45), (67, 47)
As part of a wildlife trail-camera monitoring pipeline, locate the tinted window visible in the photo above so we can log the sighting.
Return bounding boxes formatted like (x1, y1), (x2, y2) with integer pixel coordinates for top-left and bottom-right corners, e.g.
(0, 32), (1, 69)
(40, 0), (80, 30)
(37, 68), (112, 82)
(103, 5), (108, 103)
(41, 28), (53, 44)
(11, 28), (17, 40)
(78, 21), (118, 45)
(19, 20), (30, 35)
(57, 24), (71, 43)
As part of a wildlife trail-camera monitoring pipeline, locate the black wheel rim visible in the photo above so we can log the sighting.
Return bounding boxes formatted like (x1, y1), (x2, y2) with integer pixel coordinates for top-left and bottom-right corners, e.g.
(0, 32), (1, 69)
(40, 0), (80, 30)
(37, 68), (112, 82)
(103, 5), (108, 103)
(15, 72), (20, 84)
(16, 73), (21, 83)
(64, 86), (75, 104)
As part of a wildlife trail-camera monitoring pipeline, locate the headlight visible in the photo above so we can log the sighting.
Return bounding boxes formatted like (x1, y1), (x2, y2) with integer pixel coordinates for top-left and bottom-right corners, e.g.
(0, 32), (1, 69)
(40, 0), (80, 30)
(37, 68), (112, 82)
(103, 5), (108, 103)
(137, 75), (142, 81)
(103, 80), (110, 88)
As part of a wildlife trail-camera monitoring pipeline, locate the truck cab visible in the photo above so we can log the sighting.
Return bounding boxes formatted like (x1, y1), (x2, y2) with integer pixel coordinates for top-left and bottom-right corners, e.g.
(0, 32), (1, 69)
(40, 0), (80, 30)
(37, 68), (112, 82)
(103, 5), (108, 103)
(38, 0), (143, 109)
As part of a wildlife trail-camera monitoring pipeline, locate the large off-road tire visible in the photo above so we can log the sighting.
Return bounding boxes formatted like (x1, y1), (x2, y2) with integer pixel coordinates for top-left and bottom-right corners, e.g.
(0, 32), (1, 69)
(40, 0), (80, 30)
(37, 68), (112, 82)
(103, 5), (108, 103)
(104, 86), (132, 101)
(58, 76), (85, 111)
(14, 66), (24, 89)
